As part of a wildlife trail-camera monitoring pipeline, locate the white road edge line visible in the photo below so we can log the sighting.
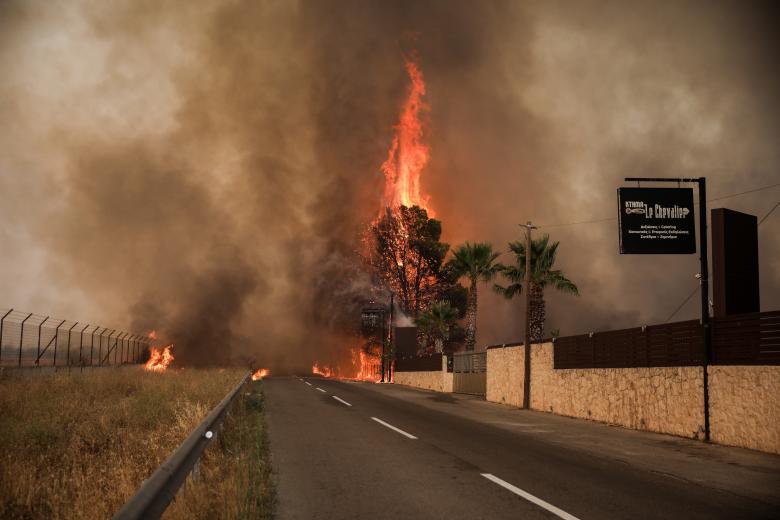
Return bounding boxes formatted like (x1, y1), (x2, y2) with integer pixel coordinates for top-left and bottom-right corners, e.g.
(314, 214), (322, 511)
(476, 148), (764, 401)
(332, 396), (352, 407)
(371, 417), (417, 439)
(481, 473), (580, 520)
(316, 387), (327, 393)
(305, 382), (312, 386)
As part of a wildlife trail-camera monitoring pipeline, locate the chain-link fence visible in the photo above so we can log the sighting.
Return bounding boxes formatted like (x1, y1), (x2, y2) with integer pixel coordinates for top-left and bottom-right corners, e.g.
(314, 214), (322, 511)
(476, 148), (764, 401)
(0, 308), (152, 369)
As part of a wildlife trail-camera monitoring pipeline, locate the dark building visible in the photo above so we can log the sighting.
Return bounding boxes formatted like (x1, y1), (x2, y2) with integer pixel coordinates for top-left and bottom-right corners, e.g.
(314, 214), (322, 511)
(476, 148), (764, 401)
(711, 208), (760, 317)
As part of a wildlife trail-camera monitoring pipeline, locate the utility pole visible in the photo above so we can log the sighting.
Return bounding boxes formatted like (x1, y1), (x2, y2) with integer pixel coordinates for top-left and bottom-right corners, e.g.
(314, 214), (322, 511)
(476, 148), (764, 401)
(520, 221), (537, 409)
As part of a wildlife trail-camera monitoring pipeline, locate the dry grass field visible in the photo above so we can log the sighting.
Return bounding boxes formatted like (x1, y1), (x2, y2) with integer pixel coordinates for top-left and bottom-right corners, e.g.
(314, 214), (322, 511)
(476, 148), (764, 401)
(0, 366), (273, 519)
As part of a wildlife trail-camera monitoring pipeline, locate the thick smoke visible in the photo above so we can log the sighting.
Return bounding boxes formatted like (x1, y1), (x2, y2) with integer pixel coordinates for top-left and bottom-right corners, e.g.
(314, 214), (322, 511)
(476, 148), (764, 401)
(0, 0), (778, 368)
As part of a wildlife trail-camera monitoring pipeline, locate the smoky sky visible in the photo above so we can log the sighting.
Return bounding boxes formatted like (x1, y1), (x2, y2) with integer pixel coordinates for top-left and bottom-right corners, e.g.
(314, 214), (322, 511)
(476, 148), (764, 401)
(1, 0), (778, 369)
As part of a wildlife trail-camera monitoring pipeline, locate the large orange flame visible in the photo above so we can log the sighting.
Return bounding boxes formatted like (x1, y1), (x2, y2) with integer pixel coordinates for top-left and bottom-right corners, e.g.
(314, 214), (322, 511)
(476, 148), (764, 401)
(381, 57), (431, 214)
(144, 345), (174, 372)
(251, 368), (270, 381)
(311, 347), (382, 382)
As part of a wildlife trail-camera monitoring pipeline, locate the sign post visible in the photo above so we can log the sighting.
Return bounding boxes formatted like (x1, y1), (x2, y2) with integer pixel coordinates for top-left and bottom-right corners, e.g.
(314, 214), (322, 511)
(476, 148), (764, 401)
(621, 177), (710, 441)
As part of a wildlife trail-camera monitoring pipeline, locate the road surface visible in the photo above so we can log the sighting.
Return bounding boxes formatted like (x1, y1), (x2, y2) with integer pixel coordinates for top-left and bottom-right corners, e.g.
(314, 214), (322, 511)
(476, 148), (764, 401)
(264, 376), (780, 519)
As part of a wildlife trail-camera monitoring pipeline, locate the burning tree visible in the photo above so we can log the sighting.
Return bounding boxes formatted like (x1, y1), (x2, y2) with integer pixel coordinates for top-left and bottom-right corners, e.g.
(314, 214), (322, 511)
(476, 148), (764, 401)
(368, 205), (449, 318)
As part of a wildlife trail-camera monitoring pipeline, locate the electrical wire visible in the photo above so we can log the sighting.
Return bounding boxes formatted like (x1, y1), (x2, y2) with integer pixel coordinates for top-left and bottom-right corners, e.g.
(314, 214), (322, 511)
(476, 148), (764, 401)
(539, 181), (780, 229)
(664, 200), (778, 322)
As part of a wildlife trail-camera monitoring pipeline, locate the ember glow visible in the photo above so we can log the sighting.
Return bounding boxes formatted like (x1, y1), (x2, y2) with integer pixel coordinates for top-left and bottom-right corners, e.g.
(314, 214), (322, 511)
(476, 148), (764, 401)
(251, 368), (270, 381)
(144, 345), (174, 372)
(381, 57), (432, 214)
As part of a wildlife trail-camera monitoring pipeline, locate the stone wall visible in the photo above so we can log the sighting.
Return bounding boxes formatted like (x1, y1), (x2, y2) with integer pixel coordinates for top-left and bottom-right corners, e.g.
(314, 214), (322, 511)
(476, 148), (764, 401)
(486, 346), (524, 407)
(709, 365), (780, 454)
(394, 370), (452, 393)
(529, 343), (705, 438)
(395, 356), (452, 393)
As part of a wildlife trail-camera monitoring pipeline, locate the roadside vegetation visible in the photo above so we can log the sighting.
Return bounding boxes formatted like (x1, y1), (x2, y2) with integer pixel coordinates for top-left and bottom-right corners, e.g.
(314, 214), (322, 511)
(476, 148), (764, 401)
(164, 378), (274, 519)
(0, 366), (272, 519)
(368, 203), (578, 352)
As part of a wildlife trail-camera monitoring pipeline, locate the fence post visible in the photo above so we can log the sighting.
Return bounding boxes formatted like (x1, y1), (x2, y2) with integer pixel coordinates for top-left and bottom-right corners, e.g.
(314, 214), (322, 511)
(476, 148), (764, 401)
(78, 324), (89, 372)
(90, 326), (100, 367)
(112, 331), (121, 365)
(105, 330), (115, 366)
(37, 316), (49, 367)
(66, 322), (78, 373)
(18, 313), (33, 367)
(98, 328), (105, 365)
(119, 332), (128, 364)
(0, 308), (13, 366)
(53, 320), (66, 370)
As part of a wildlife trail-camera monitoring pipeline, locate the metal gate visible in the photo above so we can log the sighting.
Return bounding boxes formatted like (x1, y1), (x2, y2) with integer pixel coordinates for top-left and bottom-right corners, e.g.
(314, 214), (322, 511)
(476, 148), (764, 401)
(452, 351), (487, 396)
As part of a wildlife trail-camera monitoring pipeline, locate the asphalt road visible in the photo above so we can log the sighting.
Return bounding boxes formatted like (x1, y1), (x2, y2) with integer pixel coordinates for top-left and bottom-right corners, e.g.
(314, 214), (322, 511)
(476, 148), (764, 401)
(263, 376), (780, 520)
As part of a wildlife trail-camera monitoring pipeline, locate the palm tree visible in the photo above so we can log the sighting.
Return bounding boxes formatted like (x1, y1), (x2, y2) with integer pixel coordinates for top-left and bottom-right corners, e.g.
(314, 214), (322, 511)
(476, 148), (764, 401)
(415, 301), (459, 353)
(447, 242), (502, 350)
(494, 234), (578, 341)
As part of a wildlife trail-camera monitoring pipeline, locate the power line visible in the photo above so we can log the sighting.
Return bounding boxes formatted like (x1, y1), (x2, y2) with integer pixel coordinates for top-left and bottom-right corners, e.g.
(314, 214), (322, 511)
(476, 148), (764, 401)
(539, 181), (780, 229)
(758, 201), (780, 225)
(665, 200), (778, 322)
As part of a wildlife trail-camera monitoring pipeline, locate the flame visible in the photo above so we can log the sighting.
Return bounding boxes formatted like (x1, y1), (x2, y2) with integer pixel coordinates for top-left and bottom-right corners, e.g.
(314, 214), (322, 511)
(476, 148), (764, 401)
(148, 330), (158, 340)
(311, 347), (383, 382)
(312, 362), (333, 378)
(144, 345), (174, 372)
(381, 57), (431, 214)
(251, 368), (270, 381)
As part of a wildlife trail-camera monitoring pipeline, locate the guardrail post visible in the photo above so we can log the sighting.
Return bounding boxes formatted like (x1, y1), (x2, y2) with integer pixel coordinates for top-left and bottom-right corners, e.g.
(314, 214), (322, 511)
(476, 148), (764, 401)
(18, 313), (33, 367)
(0, 308), (13, 366)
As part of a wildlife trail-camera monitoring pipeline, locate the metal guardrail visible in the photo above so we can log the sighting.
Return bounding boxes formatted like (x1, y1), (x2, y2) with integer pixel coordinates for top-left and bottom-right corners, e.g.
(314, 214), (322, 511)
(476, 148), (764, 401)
(113, 371), (252, 520)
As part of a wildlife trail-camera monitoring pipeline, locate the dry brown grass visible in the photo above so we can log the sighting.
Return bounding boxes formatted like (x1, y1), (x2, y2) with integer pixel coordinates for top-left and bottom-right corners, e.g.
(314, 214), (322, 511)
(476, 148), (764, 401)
(0, 366), (248, 519)
(164, 379), (274, 520)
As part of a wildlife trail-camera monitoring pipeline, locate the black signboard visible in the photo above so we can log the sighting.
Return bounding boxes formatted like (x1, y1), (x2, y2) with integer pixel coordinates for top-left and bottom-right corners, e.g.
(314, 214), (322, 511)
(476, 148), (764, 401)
(618, 187), (696, 254)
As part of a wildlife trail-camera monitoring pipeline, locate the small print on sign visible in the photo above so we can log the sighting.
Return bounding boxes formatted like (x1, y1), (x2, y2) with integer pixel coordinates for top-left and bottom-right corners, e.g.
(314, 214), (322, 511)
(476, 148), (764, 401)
(617, 187), (696, 254)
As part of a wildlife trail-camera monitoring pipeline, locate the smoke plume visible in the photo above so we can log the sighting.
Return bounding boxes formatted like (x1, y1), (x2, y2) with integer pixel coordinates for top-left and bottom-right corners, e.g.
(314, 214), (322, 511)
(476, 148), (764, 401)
(1, 0), (778, 368)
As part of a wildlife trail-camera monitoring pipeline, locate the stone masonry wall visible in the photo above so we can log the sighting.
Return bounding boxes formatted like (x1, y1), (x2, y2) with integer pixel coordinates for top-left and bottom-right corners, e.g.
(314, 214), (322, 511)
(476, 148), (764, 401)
(709, 365), (780, 454)
(394, 370), (453, 393)
(395, 356), (452, 393)
(486, 342), (705, 439)
(530, 343), (705, 438)
(486, 346), (524, 407)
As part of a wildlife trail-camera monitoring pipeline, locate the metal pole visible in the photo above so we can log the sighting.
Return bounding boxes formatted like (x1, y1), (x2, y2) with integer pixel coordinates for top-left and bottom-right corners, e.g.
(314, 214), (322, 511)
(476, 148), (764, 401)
(18, 313), (33, 367)
(98, 328), (106, 365)
(0, 308), (13, 366)
(624, 176), (710, 440)
(66, 322), (78, 372)
(521, 222), (536, 410)
(79, 324), (89, 372)
(37, 316), (49, 366)
(388, 293), (394, 383)
(699, 177), (711, 442)
(115, 332), (125, 365)
(105, 330), (116, 365)
(91, 326), (100, 367)
(118, 332), (128, 364)
(53, 320), (66, 369)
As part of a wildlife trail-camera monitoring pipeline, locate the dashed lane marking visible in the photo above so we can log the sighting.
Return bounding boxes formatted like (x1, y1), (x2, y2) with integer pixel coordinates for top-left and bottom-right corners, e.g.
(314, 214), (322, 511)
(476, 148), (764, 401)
(370, 417), (417, 439)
